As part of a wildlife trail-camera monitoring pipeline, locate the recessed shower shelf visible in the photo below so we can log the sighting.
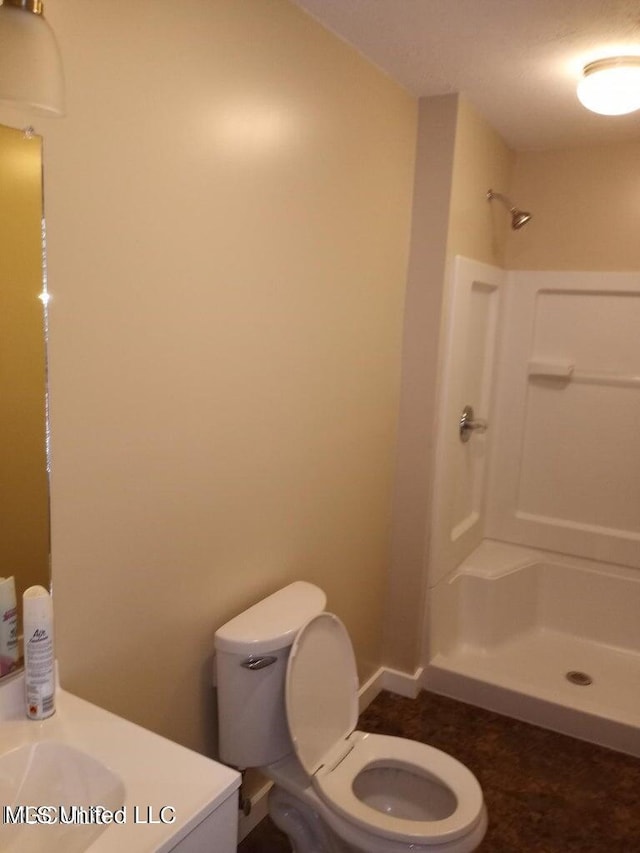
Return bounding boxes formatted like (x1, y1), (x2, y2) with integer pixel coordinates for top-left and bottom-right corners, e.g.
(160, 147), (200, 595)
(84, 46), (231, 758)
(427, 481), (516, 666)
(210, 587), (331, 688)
(527, 360), (640, 388)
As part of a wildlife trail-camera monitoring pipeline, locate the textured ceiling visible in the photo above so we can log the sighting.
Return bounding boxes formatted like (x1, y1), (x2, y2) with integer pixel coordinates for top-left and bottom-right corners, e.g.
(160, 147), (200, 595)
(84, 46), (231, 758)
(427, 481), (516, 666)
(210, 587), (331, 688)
(292, 0), (640, 150)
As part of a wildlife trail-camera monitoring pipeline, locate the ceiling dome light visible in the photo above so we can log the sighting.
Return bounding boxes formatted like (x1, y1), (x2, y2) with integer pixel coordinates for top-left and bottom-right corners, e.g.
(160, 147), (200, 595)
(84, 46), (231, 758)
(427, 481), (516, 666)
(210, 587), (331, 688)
(577, 57), (640, 116)
(0, 0), (65, 116)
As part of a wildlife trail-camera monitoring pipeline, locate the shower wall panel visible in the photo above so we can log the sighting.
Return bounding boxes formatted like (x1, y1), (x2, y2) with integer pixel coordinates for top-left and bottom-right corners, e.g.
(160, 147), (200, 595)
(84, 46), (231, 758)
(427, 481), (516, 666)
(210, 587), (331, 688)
(486, 271), (640, 570)
(429, 257), (505, 586)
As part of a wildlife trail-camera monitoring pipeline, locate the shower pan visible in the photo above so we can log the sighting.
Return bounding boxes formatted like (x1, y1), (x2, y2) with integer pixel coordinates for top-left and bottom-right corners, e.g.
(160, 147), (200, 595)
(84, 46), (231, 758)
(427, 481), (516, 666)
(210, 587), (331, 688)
(424, 258), (640, 758)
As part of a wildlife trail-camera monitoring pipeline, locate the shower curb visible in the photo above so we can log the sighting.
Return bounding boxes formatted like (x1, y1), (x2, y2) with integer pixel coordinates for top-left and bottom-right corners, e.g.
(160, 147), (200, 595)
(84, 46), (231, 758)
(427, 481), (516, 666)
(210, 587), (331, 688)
(424, 660), (640, 759)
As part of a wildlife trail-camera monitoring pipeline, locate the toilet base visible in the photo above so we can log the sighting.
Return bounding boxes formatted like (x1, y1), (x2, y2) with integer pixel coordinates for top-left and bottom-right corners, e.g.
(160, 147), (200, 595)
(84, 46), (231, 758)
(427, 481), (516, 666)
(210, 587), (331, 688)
(269, 785), (350, 853)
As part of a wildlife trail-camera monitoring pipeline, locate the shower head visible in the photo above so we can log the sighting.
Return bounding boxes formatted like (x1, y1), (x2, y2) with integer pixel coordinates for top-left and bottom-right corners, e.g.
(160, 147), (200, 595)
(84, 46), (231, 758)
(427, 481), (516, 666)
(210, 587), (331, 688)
(511, 209), (532, 230)
(487, 189), (532, 230)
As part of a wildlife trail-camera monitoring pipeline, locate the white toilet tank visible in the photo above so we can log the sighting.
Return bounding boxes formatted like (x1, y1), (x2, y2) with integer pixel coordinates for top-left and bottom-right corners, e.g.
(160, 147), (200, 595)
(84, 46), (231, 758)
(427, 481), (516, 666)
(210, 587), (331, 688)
(215, 581), (326, 769)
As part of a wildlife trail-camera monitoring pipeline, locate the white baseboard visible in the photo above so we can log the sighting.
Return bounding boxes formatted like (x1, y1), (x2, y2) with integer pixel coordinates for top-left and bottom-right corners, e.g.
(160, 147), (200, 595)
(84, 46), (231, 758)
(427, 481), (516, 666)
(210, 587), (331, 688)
(380, 665), (425, 699)
(237, 664), (423, 842)
(358, 666), (385, 711)
(357, 663), (425, 710)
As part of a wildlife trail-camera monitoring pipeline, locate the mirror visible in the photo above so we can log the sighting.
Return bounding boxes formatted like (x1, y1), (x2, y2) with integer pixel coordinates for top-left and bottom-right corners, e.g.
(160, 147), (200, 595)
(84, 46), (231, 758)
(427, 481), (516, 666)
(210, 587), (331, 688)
(0, 122), (50, 680)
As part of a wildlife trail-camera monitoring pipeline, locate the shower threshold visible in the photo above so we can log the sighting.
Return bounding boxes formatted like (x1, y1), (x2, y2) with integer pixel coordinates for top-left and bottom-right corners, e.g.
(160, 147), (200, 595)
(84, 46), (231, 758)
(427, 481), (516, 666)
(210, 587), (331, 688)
(426, 627), (640, 758)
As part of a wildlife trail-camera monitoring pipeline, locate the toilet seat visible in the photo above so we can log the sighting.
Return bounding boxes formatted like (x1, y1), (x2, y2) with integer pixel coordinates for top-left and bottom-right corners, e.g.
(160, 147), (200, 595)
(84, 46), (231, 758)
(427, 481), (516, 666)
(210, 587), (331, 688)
(285, 613), (485, 847)
(316, 731), (484, 844)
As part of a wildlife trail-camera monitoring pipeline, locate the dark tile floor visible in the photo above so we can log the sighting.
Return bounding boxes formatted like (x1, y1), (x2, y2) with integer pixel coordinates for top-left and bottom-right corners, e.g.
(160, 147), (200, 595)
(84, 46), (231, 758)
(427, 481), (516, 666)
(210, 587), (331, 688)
(238, 690), (640, 852)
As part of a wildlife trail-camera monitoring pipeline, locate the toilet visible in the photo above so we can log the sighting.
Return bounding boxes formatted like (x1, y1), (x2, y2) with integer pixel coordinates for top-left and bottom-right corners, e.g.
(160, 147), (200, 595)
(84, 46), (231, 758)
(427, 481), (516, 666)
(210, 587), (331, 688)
(215, 581), (487, 853)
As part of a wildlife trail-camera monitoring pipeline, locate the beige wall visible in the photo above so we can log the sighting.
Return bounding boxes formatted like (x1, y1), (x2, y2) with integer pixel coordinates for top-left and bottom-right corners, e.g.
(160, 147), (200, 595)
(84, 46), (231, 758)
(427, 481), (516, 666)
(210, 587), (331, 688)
(448, 97), (515, 266)
(5, 0), (417, 754)
(506, 140), (640, 270)
(384, 96), (458, 674)
(385, 96), (512, 673)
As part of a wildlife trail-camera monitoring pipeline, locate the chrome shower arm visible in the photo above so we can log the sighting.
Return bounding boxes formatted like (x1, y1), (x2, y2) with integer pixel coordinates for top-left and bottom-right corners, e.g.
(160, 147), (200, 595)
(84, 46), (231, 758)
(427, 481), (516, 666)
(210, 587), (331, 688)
(487, 189), (515, 211)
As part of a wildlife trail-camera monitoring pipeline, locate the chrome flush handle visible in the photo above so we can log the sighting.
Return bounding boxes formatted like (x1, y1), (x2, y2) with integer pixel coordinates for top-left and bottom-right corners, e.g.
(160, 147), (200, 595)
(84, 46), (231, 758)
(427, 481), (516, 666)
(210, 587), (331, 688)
(241, 656), (277, 670)
(459, 405), (488, 443)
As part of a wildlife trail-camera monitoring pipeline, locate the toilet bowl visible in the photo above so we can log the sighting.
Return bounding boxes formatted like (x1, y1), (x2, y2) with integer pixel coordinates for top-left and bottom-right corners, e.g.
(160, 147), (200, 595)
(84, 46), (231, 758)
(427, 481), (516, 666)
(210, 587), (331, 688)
(214, 582), (487, 853)
(315, 732), (485, 845)
(282, 611), (486, 852)
(266, 747), (488, 853)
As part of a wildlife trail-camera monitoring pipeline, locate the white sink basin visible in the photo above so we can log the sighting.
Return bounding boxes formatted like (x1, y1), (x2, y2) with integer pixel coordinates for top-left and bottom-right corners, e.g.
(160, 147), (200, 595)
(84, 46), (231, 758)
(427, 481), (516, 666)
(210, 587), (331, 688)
(0, 741), (125, 852)
(0, 673), (240, 852)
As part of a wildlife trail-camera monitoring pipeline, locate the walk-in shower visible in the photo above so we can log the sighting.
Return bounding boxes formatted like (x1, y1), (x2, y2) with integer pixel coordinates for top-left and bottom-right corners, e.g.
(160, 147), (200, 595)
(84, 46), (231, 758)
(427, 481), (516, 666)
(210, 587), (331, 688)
(424, 257), (640, 758)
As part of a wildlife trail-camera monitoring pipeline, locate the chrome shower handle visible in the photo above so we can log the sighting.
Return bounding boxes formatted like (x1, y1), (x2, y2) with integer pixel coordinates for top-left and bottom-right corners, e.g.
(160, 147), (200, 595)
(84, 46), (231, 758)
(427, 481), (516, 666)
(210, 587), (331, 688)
(459, 405), (488, 442)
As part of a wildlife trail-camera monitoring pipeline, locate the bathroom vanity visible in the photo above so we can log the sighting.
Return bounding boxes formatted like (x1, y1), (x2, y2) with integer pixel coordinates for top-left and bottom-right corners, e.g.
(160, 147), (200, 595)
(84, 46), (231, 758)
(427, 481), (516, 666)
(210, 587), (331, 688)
(0, 672), (240, 852)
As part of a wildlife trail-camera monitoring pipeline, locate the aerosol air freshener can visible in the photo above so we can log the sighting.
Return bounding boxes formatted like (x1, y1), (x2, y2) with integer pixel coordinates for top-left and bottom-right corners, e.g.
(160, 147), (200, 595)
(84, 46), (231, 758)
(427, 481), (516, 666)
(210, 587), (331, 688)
(23, 585), (55, 720)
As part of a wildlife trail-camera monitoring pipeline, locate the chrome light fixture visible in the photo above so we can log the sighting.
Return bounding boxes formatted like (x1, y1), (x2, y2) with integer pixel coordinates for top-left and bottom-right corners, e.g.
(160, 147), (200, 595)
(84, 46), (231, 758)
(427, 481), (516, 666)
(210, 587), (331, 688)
(0, 0), (64, 116)
(486, 190), (532, 231)
(577, 57), (640, 116)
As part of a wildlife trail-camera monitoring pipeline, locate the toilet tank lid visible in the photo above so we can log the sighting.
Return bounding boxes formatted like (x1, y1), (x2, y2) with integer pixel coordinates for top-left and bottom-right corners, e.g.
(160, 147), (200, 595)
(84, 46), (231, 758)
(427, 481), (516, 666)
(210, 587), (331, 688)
(214, 581), (327, 654)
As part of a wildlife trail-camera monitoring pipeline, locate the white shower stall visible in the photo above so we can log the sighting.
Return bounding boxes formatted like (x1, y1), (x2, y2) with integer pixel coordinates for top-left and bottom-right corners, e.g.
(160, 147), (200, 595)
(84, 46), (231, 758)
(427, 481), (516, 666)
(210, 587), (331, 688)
(424, 256), (640, 757)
